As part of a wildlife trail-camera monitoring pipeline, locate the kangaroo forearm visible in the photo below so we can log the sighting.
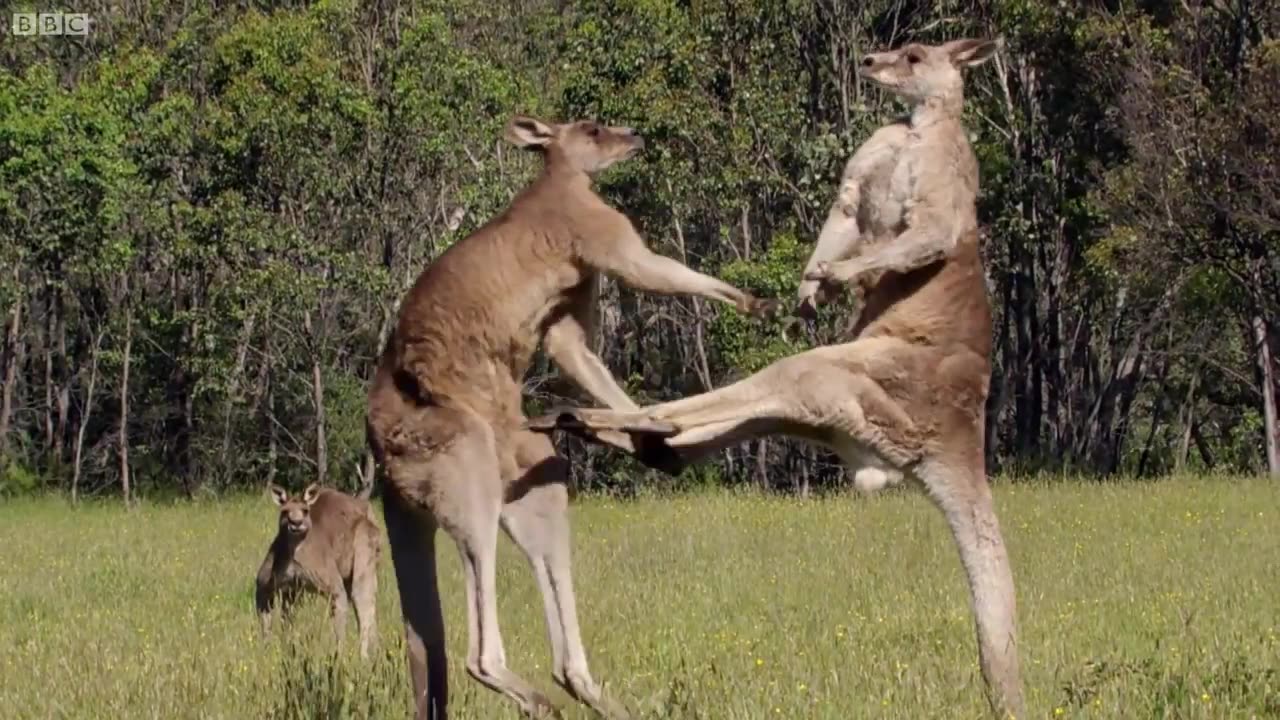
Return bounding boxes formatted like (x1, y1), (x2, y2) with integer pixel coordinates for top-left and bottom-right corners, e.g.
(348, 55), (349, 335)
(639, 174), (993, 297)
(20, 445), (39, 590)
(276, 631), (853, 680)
(544, 319), (640, 412)
(560, 352), (639, 412)
(255, 582), (274, 613)
(820, 221), (958, 284)
(801, 204), (862, 288)
(809, 207), (862, 268)
(615, 252), (746, 308)
(858, 229), (954, 274)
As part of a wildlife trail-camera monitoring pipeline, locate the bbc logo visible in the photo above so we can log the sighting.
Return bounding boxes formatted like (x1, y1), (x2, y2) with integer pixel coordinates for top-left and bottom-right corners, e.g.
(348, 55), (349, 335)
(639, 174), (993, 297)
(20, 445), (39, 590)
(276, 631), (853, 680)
(12, 12), (91, 36)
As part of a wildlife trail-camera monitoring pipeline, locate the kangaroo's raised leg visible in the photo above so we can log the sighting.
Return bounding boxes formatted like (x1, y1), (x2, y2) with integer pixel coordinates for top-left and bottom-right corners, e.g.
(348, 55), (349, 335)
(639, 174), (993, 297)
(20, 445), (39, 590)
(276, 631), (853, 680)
(529, 339), (1021, 717)
(530, 340), (922, 470)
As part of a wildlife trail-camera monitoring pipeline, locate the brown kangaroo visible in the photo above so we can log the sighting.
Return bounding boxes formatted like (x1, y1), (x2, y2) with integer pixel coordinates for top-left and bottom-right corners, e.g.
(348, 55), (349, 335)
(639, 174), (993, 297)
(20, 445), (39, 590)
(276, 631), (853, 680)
(254, 482), (381, 659)
(366, 115), (772, 719)
(530, 38), (1025, 720)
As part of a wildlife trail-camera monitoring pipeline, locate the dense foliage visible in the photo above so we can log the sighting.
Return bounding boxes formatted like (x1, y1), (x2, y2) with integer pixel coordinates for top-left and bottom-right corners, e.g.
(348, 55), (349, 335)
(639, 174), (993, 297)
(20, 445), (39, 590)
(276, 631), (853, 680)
(1, 0), (1277, 499)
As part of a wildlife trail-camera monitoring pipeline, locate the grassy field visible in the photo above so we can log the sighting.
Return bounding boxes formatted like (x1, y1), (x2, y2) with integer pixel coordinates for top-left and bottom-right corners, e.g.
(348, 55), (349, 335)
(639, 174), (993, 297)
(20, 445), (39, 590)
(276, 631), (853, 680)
(1, 477), (1276, 719)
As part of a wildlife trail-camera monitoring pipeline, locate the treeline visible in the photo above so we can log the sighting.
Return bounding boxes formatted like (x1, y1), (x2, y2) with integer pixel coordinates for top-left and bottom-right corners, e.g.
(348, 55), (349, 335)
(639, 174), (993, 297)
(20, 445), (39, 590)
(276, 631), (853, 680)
(1, 0), (1277, 500)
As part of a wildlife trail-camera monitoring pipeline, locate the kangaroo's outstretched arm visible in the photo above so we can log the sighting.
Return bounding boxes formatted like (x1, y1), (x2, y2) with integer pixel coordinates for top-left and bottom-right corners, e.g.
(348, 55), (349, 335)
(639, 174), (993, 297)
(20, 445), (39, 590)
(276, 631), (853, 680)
(582, 223), (774, 317)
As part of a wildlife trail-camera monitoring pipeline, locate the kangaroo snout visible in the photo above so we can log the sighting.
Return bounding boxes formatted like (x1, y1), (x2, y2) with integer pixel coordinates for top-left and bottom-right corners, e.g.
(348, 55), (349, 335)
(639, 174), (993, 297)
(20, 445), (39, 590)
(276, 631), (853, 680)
(618, 127), (644, 150)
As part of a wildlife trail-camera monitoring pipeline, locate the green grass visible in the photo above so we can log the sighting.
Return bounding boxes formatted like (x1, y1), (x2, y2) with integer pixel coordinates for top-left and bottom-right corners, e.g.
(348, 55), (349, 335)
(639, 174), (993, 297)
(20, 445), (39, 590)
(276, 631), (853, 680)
(1, 477), (1277, 719)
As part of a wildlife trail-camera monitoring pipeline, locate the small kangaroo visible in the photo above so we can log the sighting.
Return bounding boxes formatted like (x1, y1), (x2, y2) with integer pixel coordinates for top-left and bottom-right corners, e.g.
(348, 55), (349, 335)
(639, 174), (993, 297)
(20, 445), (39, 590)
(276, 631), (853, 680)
(254, 482), (382, 659)
(531, 38), (1025, 720)
(367, 114), (771, 720)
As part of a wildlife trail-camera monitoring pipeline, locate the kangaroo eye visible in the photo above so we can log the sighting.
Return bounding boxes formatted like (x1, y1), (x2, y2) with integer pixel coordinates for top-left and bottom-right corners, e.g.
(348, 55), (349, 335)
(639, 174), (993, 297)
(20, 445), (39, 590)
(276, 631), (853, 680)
(906, 53), (922, 64)
(589, 126), (601, 137)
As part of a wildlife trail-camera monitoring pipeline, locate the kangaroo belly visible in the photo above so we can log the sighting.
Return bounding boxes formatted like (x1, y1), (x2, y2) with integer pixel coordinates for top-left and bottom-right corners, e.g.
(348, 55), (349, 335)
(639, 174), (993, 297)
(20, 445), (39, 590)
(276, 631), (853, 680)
(855, 234), (991, 359)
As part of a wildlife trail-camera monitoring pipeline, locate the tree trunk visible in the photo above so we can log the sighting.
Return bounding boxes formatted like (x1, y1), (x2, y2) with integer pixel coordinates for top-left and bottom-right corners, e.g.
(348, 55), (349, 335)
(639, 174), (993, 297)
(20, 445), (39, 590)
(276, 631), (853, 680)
(182, 387), (196, 492)
(231, 312), (257, 392)
(54, 293), (70, 465)
(798, 445), (812, 499)
(1012, 263), (1038, 457)
(1254, 315), (1279, 476)
(0, 282), (23, 459)
(304, 310), (328, 486)
(118, 292), (133, 506)
(1191, 422), (1215, 469)
(1082, 279), (1181, 472)
(171, 273), (200, 497)
(986, 278), (1015, 473)
(312, 356), (328, 486)
(266, 380), (278, 488)
(755, 440), (769, 489)
(667, 183), (714, 392)
(1174, 373), (1199, 473)
(219, 312), (257, 473)
(1101, 344), (1146, 475)
(72, 330), (105, 504)
(42, 293), (54, 454)
(1136, 355), (1171, 477)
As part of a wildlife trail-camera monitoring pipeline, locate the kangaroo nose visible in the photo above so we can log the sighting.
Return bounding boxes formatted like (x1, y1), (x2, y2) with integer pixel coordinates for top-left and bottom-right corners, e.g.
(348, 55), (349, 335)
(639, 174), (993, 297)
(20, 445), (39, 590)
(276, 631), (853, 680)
(622, 127), (644, 149)
(861, 55), (875, 67)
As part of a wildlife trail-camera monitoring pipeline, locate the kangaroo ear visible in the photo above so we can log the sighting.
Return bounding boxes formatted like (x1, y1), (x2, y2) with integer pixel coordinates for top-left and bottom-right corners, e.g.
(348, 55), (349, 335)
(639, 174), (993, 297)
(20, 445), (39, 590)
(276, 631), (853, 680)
(503, 115), (556, 149)
(268, 483), (288, 507)
(944, 37), (1003, 67)
(302, 483), (321, 506)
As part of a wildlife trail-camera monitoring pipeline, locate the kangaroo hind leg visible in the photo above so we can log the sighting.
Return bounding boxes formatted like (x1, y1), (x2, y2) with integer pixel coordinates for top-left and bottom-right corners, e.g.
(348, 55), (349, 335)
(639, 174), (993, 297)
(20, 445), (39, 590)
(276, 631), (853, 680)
(502, 431), (631, 719)
(382, 479), (447, 720)
(915, 455), (1024, 720)
(422, 419), (559, 717)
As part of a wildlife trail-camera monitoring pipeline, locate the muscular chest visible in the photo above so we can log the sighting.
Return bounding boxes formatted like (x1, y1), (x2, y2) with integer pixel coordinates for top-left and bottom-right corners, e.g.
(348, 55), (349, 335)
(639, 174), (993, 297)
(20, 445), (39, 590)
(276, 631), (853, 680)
(888, 134), (928, 204)
(877, 134), (933, 233)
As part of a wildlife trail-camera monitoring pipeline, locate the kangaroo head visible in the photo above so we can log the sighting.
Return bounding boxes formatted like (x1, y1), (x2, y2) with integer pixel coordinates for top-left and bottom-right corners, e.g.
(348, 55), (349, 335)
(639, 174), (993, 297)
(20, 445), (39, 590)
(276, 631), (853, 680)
(268, 483), (320, 538)
(858, 37), (1002, 106)
(503, 115), (644, 176)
